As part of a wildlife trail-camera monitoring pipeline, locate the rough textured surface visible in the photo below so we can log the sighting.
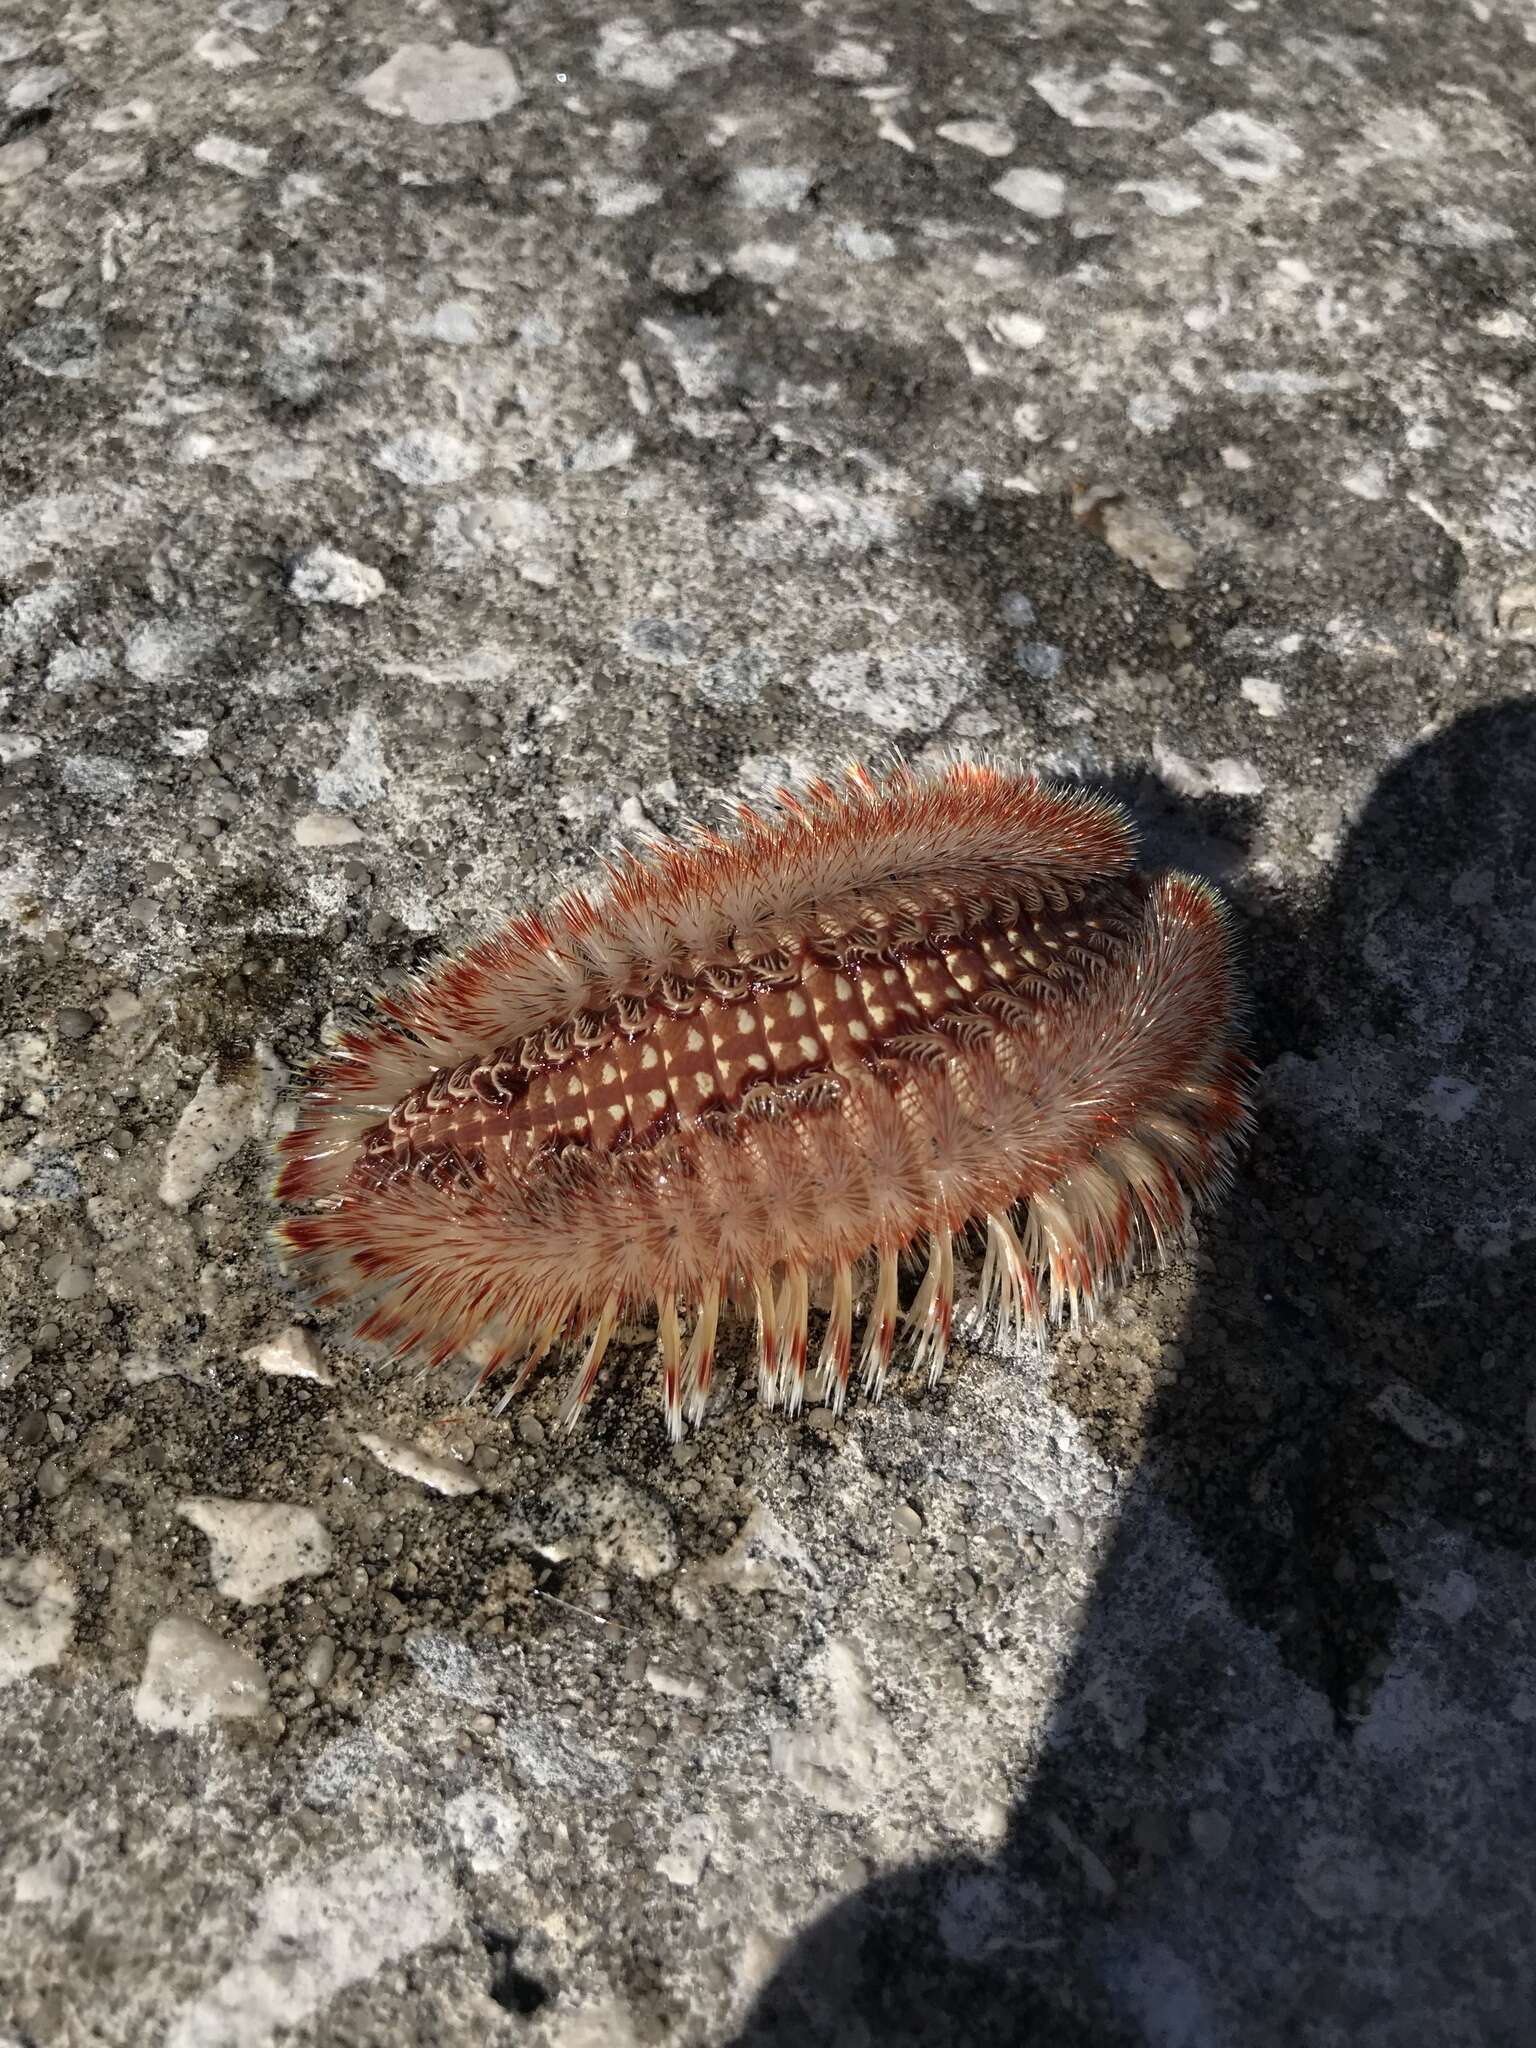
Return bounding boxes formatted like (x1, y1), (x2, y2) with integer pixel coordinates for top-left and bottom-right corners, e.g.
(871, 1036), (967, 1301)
(1, 4), (1533, 2045)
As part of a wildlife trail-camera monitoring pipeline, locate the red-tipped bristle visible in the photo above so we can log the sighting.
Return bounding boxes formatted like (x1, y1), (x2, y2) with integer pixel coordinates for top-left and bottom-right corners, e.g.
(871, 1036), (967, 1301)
(273, 757), (1252, 1431)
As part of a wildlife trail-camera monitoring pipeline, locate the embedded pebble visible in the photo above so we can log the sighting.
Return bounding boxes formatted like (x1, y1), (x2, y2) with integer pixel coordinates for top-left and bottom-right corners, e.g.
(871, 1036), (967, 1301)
(1206, 757), (1265, 797)
(164, 1849), (456, 2047)
(1494, 582), (1536, 640)
(92, 97), (156, 133)
(534, 1474), (679, 1580)
(1240, 677), (1287, 718)
(177, 1497), (334, 1603)
(1017, 642), (1064, 681)
(989, 312), (1046, 350)
(645, 1663), (709, 1703)
(0, 1553), (76, 1683)
(1118, 178), (1203, 216)
(292, 810), (363, 848)
(125, 618), (209, 682)
(623, 617), (704, 667)
(730, 166), (815, 211)
(594, 20), (735, 90)
(432, 494), (554, 567)
(358, 1433), (482, 1497)
(6, 66), (70, 113)
(158, 1043), (285, 1207)
(402, 300), (482, 346)
(193, 28), (257, 69)
(1184, 110), (1302, 184)
(350, 43), (521, 125)
(445, 1788), (526, 1873)
(689, 1505), (821, 1598)
(811, 644), (977, 733)
(192, 133), (270, 177)
(302, 1635), (336, 1688)
(287, 545), (385, 607)
(8, 320), (102, 380)
(588, 175), (662, 219)
(1030, 64), (1172, 132)
(134, 1615), (269, 1731)
(698, 647), (774, 708)
(13, 1845), (78, 1907)
(53, 1007), (96, 1041)
(1072, 484), (1198, 592)
(649, 243), (723, 296)
(656, 1815), (715, 1889)
(1412, 1076), (1480, 1126)
(936, 118), (1015, 157)
(814, 40), (886, 81)
(53, 1263), (93, 1302)
(245, 1326), (334, 1383)
(223, 0), (289, 27)
(374, 429), (482, 487)
(730, 240), (799, 284)
(0, 134), (48, 184)
(991, 167), (1066, 219)
(835, 223), (896, 263)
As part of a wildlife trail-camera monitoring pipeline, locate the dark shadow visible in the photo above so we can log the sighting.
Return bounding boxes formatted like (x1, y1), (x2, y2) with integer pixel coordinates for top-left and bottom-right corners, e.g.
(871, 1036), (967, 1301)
(729, 699), (1536, 2046)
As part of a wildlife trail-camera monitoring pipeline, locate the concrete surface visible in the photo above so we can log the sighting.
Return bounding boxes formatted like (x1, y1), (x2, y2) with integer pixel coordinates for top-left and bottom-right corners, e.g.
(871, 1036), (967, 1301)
(2, 2), (1535, 2043)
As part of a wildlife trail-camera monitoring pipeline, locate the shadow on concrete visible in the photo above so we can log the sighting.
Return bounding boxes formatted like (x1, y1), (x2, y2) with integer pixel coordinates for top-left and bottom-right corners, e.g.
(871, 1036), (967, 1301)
(728, 699), (1536, 2046)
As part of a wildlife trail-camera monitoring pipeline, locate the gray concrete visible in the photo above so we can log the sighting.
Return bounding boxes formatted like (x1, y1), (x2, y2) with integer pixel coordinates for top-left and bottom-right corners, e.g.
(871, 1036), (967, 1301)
(3, 3), (1535, 2043)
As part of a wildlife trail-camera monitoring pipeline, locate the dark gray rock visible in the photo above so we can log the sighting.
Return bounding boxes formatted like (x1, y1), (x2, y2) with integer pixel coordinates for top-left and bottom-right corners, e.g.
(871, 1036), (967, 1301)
(2, 3), (1533, 2045)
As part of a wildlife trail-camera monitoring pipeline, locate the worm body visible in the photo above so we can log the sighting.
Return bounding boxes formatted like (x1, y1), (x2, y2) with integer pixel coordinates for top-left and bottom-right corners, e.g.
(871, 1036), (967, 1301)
(275, 761), (1250, 1435)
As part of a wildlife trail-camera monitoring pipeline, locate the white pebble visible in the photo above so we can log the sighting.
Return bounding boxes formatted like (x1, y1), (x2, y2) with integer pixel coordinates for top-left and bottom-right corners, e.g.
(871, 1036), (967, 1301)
(729, 239), (799, 284)
(835, 222), (895, 263)
(357, 1433), (481, 1497)
(588, 174), (661, 218)
(936, 118), (1015, 158)
(989, 312), (1046, 350)
(292, 810), (363, 848)
(134, 1616), (268, 1731)
(159, 1043), (285, 1207)
(1184, 110), (1301, 184)
(1207, 757), (1265, 797)
(814, 40), (886, 81)
(445, 1788), (526, 1874)
(288, 545), (385, 607)
(991, 167), (1066, 219)
(645, 1663), (709, 1702)
(1240, 677), (1286, 718)
(192, 133), (269, 177)
(245, 1326), (333, 1382)
(374, 428), (482, 487)
(403, 300), (482, 346)
(350, 43), (520, 126)
(730, 165), (815, 211)
(177, 1497), (334, 1603)
(0, 1553), (75, 1685)
(594, 21), (734, 91)
(1117, 178), (1203, 217)
(0, 134), (48, 185)
(1030, 64), (1172, 133)
(193, 28), (257, 69)
(6, 67), (70, 113)
(655, 1815), (714, 1889)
